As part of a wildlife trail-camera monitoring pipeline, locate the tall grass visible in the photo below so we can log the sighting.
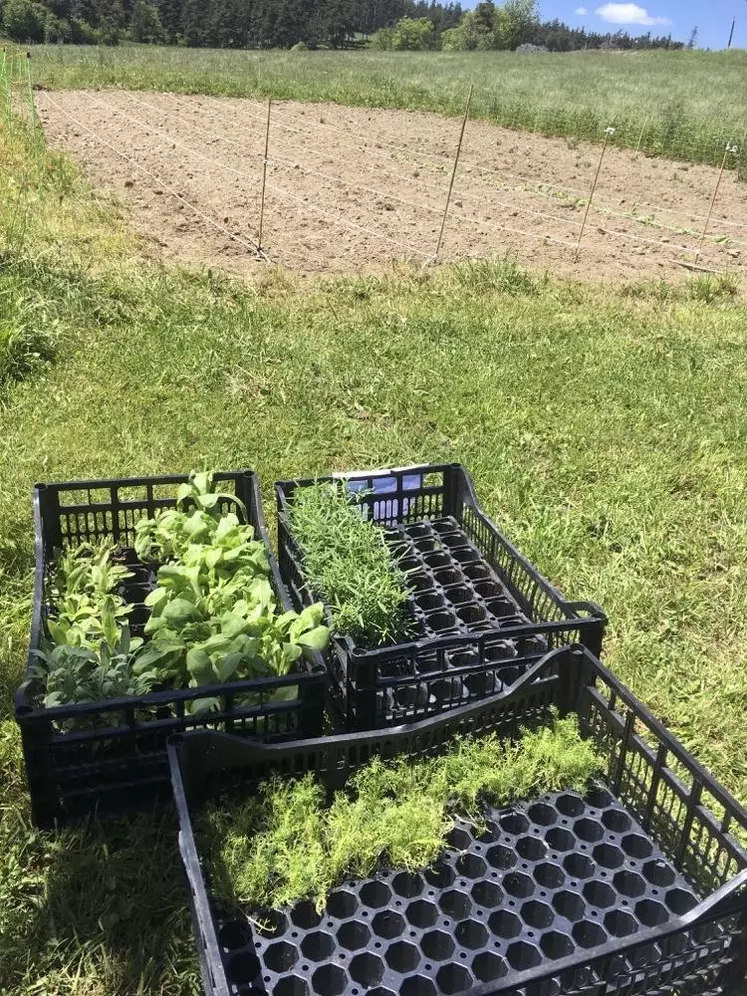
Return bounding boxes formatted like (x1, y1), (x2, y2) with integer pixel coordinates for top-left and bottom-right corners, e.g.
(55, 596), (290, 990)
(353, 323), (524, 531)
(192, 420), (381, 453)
(25, 44), (747, 175)
(0, 49), (131, 391)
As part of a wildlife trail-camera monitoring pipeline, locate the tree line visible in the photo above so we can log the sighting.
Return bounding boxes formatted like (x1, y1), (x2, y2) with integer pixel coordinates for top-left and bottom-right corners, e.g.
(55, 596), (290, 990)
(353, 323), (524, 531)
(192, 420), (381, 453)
(373, 1), (684, 51)
(0, 0), (461, 45)
(0, 0), (683, 50)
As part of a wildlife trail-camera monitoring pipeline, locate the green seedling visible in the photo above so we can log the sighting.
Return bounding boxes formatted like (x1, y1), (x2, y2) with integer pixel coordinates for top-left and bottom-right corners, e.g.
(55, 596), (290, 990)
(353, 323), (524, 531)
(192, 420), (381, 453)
(32, 623), (149, 709)
(286, 481), (413, 648)
(132, 473), (329, 710)
(40, 473), (329, 712)
(47, 537), (134, 651)
(203, 713), (604, 912)
(134, 470), (250, 563)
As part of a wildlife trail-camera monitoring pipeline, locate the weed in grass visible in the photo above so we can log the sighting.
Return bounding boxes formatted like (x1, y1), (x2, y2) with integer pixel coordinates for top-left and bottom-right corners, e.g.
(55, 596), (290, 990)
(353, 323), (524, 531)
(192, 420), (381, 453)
(286, 481), (413, 648)
(0, 315), (59, 391)
(202, 714), (604, 912)
(451, 256), (540, 296)
(686, 273), (739, 304)
(620, 273), (740, 305)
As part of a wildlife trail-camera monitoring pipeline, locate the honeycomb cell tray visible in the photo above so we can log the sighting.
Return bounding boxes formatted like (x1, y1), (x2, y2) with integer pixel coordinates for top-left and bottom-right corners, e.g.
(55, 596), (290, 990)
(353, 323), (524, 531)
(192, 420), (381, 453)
(386, 516), (536, 642)
(370, 516), (555, 727)
(169, 646), (747, 996)
(215, 787), (704, 996)
(276, 464), (607, 730)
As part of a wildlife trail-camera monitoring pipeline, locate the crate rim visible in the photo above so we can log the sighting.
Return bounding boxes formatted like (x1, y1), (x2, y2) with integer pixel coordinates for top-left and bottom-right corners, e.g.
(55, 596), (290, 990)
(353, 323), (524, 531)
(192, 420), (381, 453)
(168, 645), (747, 830)
(15, 667), (324, 721)
(32, 467), (257, 496)
(341, 609), (606, 665)
(275, 463), (608, 605)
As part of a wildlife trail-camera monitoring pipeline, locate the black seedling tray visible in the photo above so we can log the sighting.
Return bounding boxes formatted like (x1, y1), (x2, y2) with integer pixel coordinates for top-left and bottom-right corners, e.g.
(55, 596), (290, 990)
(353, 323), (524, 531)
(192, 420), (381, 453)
(387, 516), (536, 640)
(15, 470), (326, 828)
(169, 646), (747, 996)
(275, 464), (607, 730)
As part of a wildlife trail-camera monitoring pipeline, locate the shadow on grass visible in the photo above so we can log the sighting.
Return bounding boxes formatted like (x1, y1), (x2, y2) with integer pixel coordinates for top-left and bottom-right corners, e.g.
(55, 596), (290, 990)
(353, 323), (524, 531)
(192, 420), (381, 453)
(3, 801), (201, 996)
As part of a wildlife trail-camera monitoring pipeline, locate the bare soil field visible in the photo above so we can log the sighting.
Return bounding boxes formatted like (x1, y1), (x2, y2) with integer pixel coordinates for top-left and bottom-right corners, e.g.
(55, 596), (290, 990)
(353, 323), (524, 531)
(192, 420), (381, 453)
(38, 89), (747, 283)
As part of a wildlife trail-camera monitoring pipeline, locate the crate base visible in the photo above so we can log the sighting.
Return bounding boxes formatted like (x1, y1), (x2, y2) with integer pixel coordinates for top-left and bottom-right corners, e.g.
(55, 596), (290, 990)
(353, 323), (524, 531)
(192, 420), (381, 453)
(210, 784), (718, 996)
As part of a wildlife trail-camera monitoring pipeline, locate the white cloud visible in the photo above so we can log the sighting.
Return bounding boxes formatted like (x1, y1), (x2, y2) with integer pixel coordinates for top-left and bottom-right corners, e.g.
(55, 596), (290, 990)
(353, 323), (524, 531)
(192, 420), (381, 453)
(594, 3), (672, 26)
(575, 6), (588, 14)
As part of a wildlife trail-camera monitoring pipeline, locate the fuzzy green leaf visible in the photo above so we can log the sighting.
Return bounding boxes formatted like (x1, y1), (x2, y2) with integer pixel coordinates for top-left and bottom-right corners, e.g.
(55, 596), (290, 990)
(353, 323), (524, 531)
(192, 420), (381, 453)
(186, 647), (213, 678)
(297, 625), (330, 652)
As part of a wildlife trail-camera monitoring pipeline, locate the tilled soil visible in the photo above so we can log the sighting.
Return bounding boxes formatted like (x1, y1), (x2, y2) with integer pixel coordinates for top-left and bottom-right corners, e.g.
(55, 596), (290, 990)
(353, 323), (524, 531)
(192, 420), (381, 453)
(37, 89), (747, 283)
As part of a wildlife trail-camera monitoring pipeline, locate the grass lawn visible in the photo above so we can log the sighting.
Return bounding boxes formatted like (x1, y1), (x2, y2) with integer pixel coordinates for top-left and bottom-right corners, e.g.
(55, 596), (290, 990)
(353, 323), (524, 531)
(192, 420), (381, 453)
(19, 43), (747, 175)
(1, 51), (747, 996)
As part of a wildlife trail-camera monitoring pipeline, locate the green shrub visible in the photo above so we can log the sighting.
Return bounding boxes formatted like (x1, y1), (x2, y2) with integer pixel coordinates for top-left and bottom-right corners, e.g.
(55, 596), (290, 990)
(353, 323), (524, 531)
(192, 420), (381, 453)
(2, 0), (49, 42)
(129, 0), (163, 43)
(372, 17), (438, 51)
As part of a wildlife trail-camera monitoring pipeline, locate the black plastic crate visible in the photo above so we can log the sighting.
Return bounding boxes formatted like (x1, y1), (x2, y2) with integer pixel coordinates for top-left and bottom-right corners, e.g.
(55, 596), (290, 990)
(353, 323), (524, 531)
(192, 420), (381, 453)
(168, 645), (747, 996)
(14, 470), (327, 828)
(275, 464), (607, 729)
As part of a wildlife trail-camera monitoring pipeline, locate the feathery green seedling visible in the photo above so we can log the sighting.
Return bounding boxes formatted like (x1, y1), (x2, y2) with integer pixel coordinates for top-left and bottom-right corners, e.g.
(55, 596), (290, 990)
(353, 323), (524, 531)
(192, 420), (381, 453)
(286, 481), (413, 648)
(202, 714), (604, 911)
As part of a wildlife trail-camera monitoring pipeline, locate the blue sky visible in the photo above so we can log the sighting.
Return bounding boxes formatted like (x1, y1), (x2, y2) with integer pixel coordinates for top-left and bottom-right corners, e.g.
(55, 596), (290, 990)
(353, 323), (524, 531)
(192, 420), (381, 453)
(465, 2), (747, 49)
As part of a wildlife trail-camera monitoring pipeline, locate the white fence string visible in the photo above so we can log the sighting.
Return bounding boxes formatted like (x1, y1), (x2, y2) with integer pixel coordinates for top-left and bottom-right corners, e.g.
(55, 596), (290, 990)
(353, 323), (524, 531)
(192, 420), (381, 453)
(39, 92), (735, 274)
(183, 92), (745, 247)
(101, 93), (581, 253)
(85, 92), (432, 261)
(39, 92), (267, 259)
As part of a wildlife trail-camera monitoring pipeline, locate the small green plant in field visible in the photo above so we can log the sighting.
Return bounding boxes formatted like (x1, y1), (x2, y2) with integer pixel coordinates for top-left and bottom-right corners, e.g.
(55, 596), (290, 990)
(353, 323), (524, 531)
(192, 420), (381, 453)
(286, 481), (413, 648)
(203, 714), (604, 911)
(0, 319), (58, 391)
(686, 273), (739, 304)
(206, 716), (603, 910)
